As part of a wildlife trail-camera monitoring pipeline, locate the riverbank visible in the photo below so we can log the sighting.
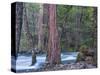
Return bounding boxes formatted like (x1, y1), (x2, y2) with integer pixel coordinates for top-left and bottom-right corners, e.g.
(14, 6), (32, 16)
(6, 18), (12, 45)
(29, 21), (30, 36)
(39, 61), (96, 71)
(15, 61), (96, 73)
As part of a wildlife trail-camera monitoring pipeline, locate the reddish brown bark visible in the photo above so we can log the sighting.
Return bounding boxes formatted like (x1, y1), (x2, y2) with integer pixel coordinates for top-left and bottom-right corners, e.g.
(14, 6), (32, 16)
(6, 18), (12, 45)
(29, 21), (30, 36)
(47, 4), (61, 65)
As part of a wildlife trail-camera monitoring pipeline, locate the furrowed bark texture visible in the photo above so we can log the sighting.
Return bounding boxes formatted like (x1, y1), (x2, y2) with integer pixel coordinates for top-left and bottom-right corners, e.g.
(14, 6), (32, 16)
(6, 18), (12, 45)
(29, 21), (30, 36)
(47, 4), (61, 65)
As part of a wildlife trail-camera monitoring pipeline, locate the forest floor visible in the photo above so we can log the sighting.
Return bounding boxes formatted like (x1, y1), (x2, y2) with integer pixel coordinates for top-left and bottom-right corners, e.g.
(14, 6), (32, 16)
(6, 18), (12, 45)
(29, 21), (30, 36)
(39, 61), (96, 72)
(15, 61), (97, 73)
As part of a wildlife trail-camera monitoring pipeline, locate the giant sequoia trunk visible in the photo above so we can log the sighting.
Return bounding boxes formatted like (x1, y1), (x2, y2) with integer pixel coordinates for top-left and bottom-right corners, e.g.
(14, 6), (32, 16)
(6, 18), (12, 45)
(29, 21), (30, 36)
(47, 4), (61, 65)
(16, 2), (23, 58)
(23, 4), (36, 65)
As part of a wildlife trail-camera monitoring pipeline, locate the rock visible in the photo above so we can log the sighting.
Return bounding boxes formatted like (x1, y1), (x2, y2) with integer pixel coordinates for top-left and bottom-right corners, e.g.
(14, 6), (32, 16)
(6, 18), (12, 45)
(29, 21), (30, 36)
(86, 64), (96, 68)
(70, 65), (76, 69)
(37, 61), (96, 71)
(59, 64), (64, 68)
(85, 56), (93, 64)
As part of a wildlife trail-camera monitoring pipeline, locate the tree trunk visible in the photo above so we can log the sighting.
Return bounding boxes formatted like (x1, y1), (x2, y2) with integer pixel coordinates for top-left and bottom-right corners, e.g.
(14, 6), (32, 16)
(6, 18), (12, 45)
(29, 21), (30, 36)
(23, 3), (36, 65)
(93, 7), (97, 48)
(37, 4), (44, 51)
(92, 7), (97, 66)
(43, 4), (49, 52)
(47, 4), (61, 65)
(16, 2), (23, 58)
(74, 7), (83, 50)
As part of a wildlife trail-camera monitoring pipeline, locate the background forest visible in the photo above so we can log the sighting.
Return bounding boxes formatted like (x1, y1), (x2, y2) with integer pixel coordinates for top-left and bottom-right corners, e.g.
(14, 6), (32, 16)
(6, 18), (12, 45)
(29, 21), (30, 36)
(12, 2), (97, 72)
(18, 3), (97, 52)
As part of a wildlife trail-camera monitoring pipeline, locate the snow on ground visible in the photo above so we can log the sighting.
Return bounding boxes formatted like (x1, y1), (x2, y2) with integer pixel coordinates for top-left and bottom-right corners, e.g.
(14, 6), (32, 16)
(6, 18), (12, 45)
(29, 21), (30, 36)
(12, 52), (79, 71)
(15, 55), (46, 70)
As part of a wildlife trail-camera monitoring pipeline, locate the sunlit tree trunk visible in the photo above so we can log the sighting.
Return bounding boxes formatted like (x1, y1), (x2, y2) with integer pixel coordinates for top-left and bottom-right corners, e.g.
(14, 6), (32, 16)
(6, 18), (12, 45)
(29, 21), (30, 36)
(23, 3), (36, 65)
(16, 2), (23, 58)
(47, 4), (61, 65)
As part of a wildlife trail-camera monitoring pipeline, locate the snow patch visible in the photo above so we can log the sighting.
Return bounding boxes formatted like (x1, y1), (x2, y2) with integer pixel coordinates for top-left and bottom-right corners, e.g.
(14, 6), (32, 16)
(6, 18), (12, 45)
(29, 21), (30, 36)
(12, 52), (78, 71)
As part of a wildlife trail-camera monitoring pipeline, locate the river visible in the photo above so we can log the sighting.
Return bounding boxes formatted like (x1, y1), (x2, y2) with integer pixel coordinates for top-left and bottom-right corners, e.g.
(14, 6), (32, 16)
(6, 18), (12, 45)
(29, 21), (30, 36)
(11, 52), (79, 71)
